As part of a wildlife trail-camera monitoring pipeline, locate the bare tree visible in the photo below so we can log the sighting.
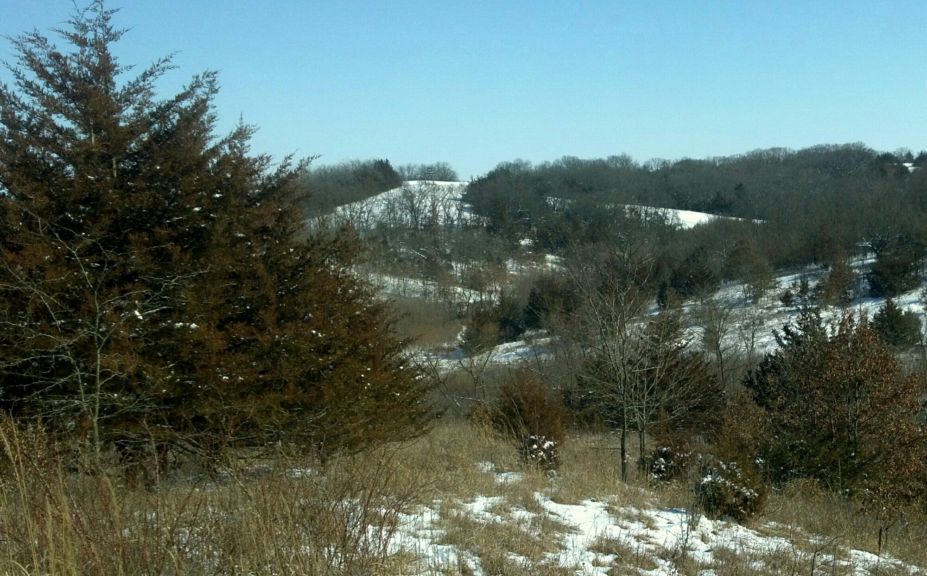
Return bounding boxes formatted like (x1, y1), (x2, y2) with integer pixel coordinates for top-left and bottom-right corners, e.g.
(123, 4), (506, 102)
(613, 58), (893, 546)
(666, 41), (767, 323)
(557, 245), (650, 479)
(558, 245), (720, 480)
(695, 299), (737, 388)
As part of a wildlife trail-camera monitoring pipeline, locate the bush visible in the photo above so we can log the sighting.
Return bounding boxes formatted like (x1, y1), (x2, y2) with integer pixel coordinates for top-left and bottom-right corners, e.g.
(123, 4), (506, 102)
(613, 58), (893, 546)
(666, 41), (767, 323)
(524, 274), (577, 330)
(692, 388), (769, 522)
(461, 306), (503, 352)
(868, 243), (922, 298)
(461, 292), (530, 352)
(816, 260), (857, 305)
(519, 434), (559, 473)
(644, 444), (693, 483)
(670, 246), (721, 299)
(695, 458), (767, 523)
(493, 371), (567, 447)
(641, 435), (693, 482)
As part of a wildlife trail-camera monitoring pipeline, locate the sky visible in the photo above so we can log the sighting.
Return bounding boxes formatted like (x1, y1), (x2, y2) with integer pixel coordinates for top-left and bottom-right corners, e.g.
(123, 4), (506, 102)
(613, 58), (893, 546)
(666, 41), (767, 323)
(1, 1), (926, 179)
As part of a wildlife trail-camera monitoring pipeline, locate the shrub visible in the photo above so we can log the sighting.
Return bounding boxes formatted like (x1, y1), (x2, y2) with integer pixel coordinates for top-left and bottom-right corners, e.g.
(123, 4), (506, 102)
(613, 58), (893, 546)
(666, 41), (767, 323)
(868, 237), (923, 298)
(695, 458), (767, 523)
(644, 444), (693, 483)
(744, 310), (927, 510)
(461, 292), (530, 352)
(493, 371), (567, 447)
(519, 434), (560, 473)
(524, 274), (577, 330)
(461, 305), (503, 352)
(670, 246), (721, 300)
(815, 259), (857, 305)
(710, 389), (767, 465)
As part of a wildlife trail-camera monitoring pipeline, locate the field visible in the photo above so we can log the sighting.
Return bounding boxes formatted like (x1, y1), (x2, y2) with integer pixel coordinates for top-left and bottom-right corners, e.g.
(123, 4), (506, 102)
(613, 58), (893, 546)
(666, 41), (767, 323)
(2, 417), (925, 575)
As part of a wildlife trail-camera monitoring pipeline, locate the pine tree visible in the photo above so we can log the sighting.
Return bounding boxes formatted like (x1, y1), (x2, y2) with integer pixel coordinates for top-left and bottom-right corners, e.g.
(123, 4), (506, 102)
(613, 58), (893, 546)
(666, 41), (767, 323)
(0, 2), (430, 464)
(868, 234), (924, 297)
(745, 311), (926, 510)
(872, 298), (922, 349)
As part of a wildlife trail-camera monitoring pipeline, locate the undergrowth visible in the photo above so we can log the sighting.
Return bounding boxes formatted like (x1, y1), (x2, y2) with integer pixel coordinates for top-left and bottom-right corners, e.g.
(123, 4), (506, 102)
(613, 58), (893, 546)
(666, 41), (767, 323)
(1, 417), (925, 575)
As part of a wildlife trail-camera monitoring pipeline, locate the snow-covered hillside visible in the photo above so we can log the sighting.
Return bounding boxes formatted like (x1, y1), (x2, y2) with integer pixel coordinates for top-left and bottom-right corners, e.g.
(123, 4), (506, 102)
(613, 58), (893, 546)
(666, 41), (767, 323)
(333, 183), (754, 232)
(330, 183), (924, 363)
(622, 204), (762, 229)
(334, 180), (479, 229)
(684, 255), (926, 356)
(408, 255), (927, 373)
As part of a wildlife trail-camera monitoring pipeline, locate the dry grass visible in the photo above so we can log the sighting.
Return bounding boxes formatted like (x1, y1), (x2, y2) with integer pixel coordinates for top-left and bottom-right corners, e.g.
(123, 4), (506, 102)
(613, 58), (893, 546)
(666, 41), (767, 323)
(761, 479), (927, 569)
(588, 535), (660, 572)
(0, 420), (423, 576)
(390, 295), (463, 346)
(1, 415), (926, 575)
(549, 431), (651, 506)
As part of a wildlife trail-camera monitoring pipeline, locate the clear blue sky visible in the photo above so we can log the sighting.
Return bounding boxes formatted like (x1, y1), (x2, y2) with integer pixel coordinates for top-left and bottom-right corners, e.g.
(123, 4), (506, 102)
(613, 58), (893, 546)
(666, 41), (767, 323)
(3, 1), (926, 179)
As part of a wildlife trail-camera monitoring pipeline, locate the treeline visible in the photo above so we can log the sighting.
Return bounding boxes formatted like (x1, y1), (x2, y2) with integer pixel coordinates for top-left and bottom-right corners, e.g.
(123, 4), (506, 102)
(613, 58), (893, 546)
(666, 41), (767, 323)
(467, 146), (927, 222)
(461, 146), (927, 302)
(301, 160), (460, 216)
(301, 159), (402, 215)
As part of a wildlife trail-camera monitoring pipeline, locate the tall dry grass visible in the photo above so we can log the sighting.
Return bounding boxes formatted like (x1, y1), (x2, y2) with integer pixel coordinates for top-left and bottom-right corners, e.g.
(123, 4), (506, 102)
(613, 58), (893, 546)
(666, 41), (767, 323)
(1, 413), (925, 575)
(0, 417), (425, 576)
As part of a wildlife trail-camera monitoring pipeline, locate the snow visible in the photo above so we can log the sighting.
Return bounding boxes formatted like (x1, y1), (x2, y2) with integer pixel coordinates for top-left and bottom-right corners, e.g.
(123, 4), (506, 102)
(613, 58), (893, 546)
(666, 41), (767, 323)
(686, 254), (927, 356)
(333, 180), (480, 229)
(389, 468), (923, 575)
(415, 334), (552, 373)
(478, 462), (525, 484)
(391, 505), (478, 574)
(362, 270), (493, 306)
(324, 184), (927, 574)
(333, 184), (761, 233)
(621, 204), (764, 229)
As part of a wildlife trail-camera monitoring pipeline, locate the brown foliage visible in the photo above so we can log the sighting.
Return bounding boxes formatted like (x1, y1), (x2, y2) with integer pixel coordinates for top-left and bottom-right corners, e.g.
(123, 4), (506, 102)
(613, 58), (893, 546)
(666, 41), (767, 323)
(492, 370), (567, 446)
(746, 310), (927, 514)
(0, 3), (431, 466)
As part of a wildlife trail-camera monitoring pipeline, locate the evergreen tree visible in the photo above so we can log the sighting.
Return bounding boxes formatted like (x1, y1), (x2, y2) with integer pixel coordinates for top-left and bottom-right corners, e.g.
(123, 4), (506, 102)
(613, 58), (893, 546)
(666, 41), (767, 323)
(815, 256), (858, 306)
(868, 234), (924, 297)
(0, 2), (429, 463)
(871, 298), (921, 349)
(744, 311), (926, 509)
(670, 245), (721, 300)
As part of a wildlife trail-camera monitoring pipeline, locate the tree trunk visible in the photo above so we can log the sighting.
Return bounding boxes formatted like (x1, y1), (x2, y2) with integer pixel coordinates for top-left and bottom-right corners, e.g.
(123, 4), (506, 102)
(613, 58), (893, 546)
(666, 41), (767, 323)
(620, 421), (628, 481)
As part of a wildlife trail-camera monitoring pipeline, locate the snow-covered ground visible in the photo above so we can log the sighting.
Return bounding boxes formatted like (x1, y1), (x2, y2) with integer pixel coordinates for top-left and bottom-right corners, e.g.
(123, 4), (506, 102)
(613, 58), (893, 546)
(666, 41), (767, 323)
(622, 204), (763, 229)
(687, 254), (926, 356)
(334, 182), (755, 233)
(389, 463), (921, 575)
(414, 333), (552, 373)
(337, 184), (925, 366)
(363, 270), (496, 306)
(402, 253), (927, 377)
